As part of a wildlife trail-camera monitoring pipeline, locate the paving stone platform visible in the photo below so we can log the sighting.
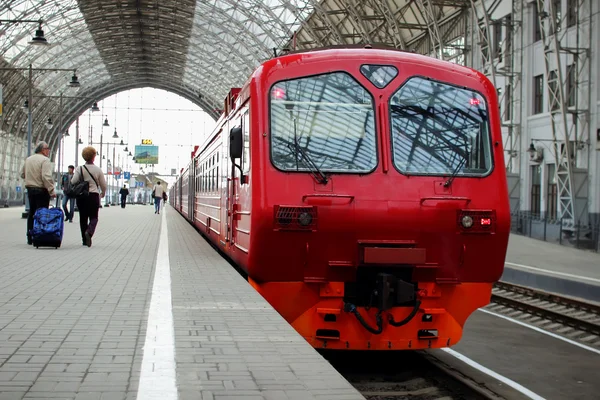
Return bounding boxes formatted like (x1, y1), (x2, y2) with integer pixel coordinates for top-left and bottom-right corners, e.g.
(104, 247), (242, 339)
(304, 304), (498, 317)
(0, 204), (363, 400)
(502, 233), (600, 303)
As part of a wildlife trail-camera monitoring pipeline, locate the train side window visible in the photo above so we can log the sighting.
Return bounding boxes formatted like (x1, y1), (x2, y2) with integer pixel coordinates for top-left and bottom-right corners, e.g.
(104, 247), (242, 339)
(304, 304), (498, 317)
(242, 110), (250, 174)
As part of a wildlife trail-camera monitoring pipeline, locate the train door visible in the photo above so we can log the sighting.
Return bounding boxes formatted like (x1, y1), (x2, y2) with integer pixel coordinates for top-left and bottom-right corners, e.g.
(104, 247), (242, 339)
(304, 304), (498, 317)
(226, 117), (244, 243)
(226, 120), (236, 245)
(233, 110), (250, 249)
(177, 179), (182, 212)
(188, 158), (195, 220)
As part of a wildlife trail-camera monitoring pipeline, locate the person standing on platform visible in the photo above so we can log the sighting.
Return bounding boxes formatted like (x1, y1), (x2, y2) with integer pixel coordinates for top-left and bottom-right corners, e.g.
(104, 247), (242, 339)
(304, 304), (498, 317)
(152, 181), (164, 214)
(61, 165), (75, 223)
(20, 141), (56, 245)
(71, 146), (107, 247)
(119, 185), (129, 208)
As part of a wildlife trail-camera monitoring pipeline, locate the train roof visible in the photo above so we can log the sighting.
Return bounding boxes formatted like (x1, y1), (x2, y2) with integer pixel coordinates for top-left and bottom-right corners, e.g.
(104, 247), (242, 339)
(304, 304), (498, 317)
(254, 45), (483, 81)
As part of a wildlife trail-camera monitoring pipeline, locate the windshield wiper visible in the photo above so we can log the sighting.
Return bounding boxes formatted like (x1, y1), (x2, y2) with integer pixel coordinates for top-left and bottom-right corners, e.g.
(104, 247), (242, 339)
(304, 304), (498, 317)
(444, 156), (467, 187)
(287, 142), (328, 184)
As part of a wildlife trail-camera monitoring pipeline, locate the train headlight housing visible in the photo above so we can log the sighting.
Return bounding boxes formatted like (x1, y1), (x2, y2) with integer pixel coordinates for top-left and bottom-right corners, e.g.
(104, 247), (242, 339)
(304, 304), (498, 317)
(461, 215), (473, 228)
(457, 210), (496, 234)
(298, 211), (313, 226)
(274, 206), (317, 231)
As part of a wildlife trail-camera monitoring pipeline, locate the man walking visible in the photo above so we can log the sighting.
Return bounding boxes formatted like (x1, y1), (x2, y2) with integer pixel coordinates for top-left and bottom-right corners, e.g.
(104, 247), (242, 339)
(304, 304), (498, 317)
(61, 165), (75, 222)
(20, 141), (56, 245)
(152, 181), (164, 214)
(119, 185), (129, 208)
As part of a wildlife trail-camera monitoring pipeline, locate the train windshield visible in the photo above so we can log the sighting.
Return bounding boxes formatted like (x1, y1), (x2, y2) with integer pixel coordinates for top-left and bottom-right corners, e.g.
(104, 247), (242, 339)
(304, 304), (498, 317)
(270, 72), (377, 174)
(389, 77), (493, 177)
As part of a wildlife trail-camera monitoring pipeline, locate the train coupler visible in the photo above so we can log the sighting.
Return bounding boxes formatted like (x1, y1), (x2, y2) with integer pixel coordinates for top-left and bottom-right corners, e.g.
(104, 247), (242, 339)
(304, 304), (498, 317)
(375, 273), (415, 311)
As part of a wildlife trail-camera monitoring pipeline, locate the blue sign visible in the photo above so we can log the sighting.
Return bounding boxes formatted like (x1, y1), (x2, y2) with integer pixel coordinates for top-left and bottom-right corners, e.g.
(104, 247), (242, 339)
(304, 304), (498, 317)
(136, 181), (144, 188)
(15, 186), (21, 192)
(124, 172), (131, 180)
(116, 174), (121, 180)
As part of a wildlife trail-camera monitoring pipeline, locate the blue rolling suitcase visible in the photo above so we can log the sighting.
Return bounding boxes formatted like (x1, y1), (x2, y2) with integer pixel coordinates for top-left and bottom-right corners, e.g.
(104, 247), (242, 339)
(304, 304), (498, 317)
(30, 207), (64, 249)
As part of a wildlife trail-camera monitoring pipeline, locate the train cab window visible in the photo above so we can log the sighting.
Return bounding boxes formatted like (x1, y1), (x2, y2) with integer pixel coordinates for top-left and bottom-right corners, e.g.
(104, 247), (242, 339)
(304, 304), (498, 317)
(360, 64), (398, 89)
(269, 72), (377, 174)
(389, 77), (493, 177)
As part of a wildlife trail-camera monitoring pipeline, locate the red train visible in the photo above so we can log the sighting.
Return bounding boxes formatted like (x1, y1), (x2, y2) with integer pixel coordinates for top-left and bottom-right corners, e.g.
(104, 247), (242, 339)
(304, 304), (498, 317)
(170, 46), (510, 351)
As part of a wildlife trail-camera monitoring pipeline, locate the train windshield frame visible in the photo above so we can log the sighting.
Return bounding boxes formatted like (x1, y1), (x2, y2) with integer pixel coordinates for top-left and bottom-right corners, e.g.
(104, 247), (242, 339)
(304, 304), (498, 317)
(269, 71), (378, 174)
(389, 76), (494, 178)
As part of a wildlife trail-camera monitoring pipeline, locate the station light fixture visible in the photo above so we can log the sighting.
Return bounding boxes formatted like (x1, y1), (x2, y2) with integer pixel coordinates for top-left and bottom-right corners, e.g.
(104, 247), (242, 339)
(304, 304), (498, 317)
(29, 22), (49, 46)
(45, 117), (53, 129)
(69, 72), (80, 88)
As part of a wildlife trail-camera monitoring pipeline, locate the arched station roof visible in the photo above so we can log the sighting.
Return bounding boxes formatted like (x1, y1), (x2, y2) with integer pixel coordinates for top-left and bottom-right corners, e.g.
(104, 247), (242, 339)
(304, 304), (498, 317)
(0, 0), (470, 191)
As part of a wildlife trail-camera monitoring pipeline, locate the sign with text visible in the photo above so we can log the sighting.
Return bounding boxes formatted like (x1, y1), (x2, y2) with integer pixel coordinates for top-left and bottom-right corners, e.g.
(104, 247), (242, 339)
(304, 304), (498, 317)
(134, 145), (159, 164)
(141, 139), (153, 145)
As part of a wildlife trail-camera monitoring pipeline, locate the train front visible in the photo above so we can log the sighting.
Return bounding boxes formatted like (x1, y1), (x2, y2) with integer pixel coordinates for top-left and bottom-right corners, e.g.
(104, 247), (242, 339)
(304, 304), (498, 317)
(249, 49), (511, 351)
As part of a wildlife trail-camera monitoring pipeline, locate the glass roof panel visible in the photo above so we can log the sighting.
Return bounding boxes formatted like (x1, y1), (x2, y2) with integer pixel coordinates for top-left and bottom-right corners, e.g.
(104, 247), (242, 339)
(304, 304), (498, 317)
(1, 0), (108, 97)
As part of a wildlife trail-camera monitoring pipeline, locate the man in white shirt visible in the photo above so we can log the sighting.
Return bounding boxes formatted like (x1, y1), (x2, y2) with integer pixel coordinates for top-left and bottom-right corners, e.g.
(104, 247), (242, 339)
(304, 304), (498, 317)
(20, 141), (56, 245)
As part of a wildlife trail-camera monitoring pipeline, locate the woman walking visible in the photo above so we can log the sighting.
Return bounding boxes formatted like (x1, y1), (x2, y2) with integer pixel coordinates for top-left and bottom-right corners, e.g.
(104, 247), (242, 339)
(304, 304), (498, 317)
(70, 146), (107, 247)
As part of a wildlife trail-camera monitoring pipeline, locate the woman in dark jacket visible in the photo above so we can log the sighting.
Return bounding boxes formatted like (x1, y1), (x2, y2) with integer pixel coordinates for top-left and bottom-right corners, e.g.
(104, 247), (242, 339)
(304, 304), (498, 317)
(70, 146), (107, 247)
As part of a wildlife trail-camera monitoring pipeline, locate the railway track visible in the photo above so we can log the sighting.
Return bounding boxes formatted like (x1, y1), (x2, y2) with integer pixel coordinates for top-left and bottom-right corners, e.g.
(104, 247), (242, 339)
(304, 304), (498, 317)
(488, 281), (600, 348)
(323, 350), (505, 400)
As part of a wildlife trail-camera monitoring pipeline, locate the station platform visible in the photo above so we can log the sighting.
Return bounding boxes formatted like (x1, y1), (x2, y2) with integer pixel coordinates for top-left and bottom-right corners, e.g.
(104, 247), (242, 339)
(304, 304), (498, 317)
(502, 234), (600, 303)
(454, 305), (600, 400)
(0, 205), (363, 400)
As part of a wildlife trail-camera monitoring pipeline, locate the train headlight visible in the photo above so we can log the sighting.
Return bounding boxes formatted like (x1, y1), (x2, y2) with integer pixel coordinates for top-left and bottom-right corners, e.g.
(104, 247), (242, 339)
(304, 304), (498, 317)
(298, 211), (313, 226)
(461, 215), (473, 228)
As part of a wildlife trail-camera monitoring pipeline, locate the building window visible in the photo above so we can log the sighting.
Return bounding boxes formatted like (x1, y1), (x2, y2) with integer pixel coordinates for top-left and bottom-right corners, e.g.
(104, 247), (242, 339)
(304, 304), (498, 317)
(566, 64), (576, 107)
(533, 75), (544, 114)
(547, 163), (557, 220)
(533, 4), (542, 42)
(505, 84), (512, 121)
(494, 21), (503, 61)
(551, 0), (562, 35)
(480, 23), (489, 66)
(505, 15), (512, 54)
(567, 0), (577, 27)
(497, 87), (502, 117)
(530, 165), (541, 216)
(548, 70), (559, 111)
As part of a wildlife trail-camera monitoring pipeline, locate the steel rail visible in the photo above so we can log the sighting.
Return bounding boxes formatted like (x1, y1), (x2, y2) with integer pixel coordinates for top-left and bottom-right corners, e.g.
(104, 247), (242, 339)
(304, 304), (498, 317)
(328, 350), (504, 399)
(492, 281), (600, 336)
